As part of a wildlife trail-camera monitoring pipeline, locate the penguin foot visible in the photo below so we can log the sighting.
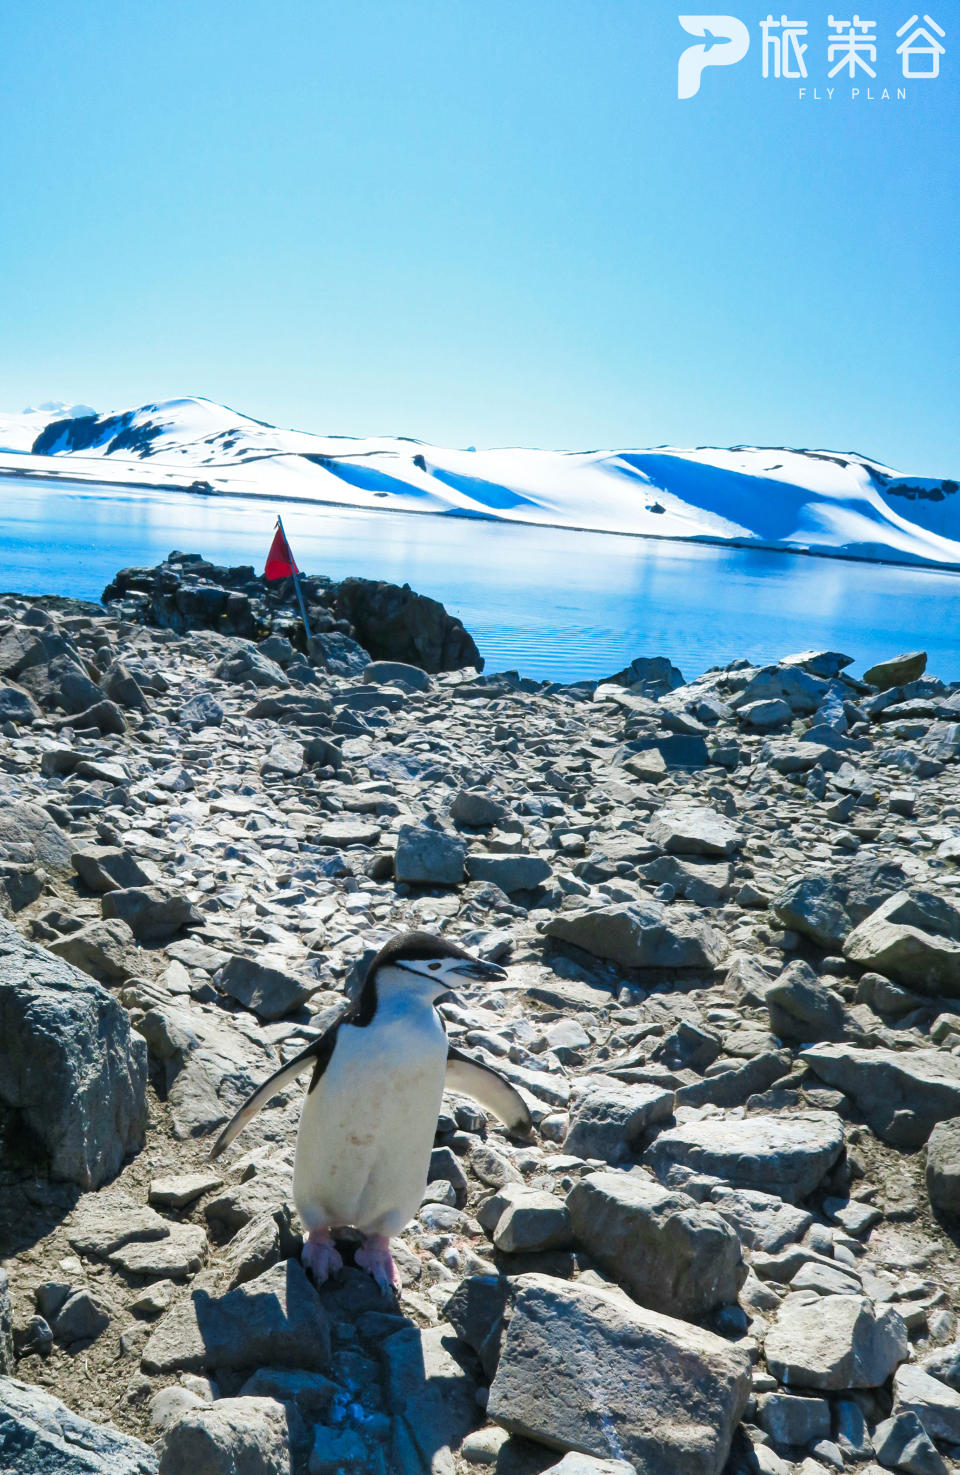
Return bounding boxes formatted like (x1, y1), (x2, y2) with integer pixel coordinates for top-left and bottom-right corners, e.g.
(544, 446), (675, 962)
(355, 1234), (401, 1296)
(302, 1228), (343, 1283)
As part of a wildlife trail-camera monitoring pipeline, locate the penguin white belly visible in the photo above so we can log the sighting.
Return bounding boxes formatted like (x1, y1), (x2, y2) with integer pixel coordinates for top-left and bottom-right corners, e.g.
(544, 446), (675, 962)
(292, 1001), (448, 1238)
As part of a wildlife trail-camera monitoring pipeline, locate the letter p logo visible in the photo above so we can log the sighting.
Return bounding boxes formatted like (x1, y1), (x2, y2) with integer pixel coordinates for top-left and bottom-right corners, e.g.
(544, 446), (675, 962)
(678, 15), (750, 98)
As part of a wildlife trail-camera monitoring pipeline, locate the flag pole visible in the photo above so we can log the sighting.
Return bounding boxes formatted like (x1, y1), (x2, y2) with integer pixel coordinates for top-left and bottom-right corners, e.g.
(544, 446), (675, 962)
(276, 515), (312, 641)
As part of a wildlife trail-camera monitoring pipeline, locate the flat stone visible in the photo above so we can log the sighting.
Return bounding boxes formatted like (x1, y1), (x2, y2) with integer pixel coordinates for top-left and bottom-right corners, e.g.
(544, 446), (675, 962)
(149, 1173), (223, 1211)
(545, 902), (728, 971)
(141, 1260), (331, 1375)
(102, 886), (200, 943)
(803, 1044), (960, 1148)
(765, 960), (846, 1044)
(893, 1362), (960, 1445)
(487, 1274), (751, 1474)
(109, 1223), (207, 1281)
(566, 1171), (746, 1319)
(465, 852), (552, 893)
(646, 1111), (844, 1204)
(707, 1188), (813, 1254)
(492, 1190), (573, 1253)
(646, 804), (742, 857)
(315, 818), (381, 848)
(765, 1293), (908, 1390)
(73, 846), (158, 893)
(872, 1410), (946, 1475)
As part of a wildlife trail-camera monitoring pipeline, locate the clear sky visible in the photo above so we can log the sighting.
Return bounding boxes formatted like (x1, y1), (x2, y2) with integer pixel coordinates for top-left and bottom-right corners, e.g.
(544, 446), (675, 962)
(0, 1), (956, 474)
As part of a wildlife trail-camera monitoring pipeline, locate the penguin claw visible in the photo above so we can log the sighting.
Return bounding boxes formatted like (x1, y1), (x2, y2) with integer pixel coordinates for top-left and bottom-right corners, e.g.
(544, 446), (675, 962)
(302, 1230), (343, 1284)
(355, 1235), (401, 1297)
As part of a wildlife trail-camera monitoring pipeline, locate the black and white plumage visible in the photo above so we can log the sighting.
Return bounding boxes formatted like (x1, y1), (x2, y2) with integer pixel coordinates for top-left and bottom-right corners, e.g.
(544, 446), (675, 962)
(209, 930), (531, 1293)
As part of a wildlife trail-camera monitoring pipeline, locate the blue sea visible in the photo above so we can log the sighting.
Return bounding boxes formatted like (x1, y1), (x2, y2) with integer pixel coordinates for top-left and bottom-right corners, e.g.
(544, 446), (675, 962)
(2, 474), (959, 684)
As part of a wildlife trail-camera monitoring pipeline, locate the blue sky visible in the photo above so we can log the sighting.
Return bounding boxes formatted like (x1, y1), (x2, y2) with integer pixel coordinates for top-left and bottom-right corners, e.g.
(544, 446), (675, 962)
(0, 1), (956, 473)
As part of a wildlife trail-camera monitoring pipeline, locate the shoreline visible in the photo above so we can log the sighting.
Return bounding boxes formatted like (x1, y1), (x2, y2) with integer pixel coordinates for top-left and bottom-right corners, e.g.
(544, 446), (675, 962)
(3, 460), (960, 580)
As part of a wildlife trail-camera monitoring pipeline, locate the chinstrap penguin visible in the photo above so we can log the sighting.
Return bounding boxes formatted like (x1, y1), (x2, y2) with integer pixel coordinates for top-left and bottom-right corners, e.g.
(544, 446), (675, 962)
(210, 930), (532, 1294)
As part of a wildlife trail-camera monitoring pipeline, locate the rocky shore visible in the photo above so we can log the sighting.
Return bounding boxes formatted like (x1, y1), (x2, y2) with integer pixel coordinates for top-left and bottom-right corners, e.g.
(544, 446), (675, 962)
(2, 553), (960, 1475)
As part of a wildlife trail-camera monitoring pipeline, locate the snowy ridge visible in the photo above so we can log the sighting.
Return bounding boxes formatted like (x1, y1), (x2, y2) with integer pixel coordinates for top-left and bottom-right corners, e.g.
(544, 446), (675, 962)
(1, 396), (958, 569)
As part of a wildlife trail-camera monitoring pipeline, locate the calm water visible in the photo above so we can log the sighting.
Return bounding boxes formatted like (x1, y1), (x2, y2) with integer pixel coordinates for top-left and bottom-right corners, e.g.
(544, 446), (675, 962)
(1, 474), (959, 684)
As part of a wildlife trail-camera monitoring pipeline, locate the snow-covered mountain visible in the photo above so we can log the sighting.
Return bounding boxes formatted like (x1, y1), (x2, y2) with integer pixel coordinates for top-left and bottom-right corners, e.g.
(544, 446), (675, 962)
(1, 395), (958, 569)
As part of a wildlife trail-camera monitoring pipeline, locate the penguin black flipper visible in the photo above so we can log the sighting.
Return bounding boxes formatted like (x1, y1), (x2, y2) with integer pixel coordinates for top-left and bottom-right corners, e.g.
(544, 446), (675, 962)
(208, 1007), (345, 1162)
(444, 1045), (533, 1138)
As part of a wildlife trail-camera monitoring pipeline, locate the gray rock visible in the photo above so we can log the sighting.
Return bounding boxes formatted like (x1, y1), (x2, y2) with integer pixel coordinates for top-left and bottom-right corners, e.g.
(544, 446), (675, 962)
(465, 852), (551, 893)
(708, 1188), (812, 1253)
(487, 1274), (751, 1474)
(872, 1409), (946, 1475)
(738, 698), (792, 731)
(926, 1118), (960, 1216)
(782, 650), (854, 679)
(102, 886), (200, 942)
(757, 1392), (831, 1446)
(157, 1396), (297, 1475)
(102, 660), (148, 710)
(180, 692), (224, 729)
(215, 955), (313, 1021)
(380, 1321), (480, 1475)
(52, 1288), (111, 1345)
(0, 684), (40, 724)
(363, 659), (432, 691)
(864, 652), (927, 691)
(731, 665), (828, 716)
(545, 902), (728, 971)
(72, 847), (159, 894)
(843, 890), (960, 996)
(0, 1375), (158, 1472)
(893, 1363), (960, 1446)
(49, 918), (138, 982)
(566, 1171), (746, 1320)
(149, 1173), (223, 1211)
(0, 801), (72, 875)
(646, 1111), (843, 1203)
(492, 1190), (573, 1253)
(803, 1044), (960, 1148)
(215, 645), (288, 689)
(141, 1260), (330, 1375)
(773, 877), (853, 952)
(641, 854), (731, 906)
(602, 655), (685, 695)
(646, 804), (742, 857)
(0, 922), (147, 1187)
(394, 825), (466, 886)
(137, 1000), (278, 1140)
(764, 1293), (908, 1390)
(260, 741), (304, 778)
(451, 789), (506, 827)
(0, 1271), (13, 1375)
(564, 1081), (674, 1164)
(765, 960), (846, 1043)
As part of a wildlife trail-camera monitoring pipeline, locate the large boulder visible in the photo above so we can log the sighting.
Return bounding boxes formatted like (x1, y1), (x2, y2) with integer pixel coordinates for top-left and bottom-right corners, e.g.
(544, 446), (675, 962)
(0, 1376), (158, 1473)
(545, 902), (727, 971)
(645, 1111), (844, 1203)
(803, 1043), (960, 1148)
(487, 1275), (751, 1475)
(772, 855), (907, 951)
(394, 825), (465, 886)
(566, 1171), (746, 1320)
(137, 999), (278, 1140)
(0, 922), (147, 1188)
(332, 576), (482, 672)
(764, 1292), (908, 1390)
(764, 960), (846, 1043)
(843, 890), (960, 996)
(214, 955), (313, 1021)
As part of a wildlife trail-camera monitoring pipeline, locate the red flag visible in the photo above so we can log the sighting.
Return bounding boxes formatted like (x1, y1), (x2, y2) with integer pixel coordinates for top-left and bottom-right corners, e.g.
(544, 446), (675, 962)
(264, 524), (298, 581)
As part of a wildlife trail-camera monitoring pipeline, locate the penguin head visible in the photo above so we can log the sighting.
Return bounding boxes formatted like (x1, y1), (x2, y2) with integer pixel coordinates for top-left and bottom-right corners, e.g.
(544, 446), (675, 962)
(368, 930), (507, 1004)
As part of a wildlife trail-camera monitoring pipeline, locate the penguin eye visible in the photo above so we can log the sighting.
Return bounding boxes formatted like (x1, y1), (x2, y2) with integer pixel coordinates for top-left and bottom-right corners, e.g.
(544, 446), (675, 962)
(428, 961), (442, 971)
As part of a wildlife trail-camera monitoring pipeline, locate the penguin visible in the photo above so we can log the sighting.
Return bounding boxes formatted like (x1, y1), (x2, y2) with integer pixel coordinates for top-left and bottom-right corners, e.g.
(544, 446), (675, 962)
(209, 930), (532, 1294)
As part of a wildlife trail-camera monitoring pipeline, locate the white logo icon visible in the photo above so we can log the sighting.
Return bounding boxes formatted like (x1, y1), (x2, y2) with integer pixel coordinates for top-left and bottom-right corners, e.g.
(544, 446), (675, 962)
(677, 14), (751, 98)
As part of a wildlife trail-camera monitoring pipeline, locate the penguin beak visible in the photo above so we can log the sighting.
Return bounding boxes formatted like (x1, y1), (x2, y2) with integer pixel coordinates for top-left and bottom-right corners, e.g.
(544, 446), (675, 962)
(449, 958), (508, 982)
